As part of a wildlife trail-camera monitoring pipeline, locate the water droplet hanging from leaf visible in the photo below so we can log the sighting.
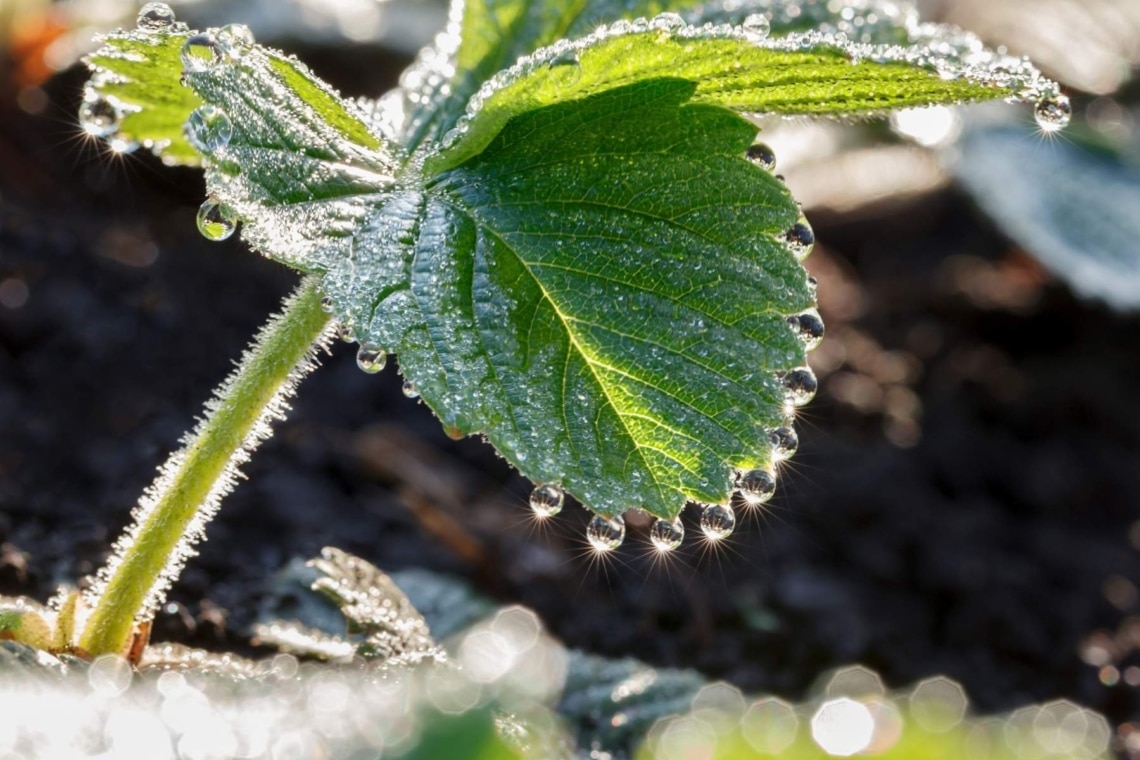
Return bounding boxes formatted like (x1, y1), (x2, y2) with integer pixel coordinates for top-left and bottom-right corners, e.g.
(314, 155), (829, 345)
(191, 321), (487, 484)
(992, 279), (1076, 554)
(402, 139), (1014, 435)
(700, 504), (736, 541)
(196, 199), (237, 241)
(738, 469), (776, 506)
(587, 515), (625, 552)
(137, 2), (177, 32)
(530, 484), (565, 518)
(649, 517), (684, 552)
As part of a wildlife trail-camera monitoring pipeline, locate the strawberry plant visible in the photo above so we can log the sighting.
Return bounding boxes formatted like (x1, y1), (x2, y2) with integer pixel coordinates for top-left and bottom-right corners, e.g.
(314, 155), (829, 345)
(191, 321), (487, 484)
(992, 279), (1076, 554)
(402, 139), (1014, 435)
(12, 0), (1069, 676)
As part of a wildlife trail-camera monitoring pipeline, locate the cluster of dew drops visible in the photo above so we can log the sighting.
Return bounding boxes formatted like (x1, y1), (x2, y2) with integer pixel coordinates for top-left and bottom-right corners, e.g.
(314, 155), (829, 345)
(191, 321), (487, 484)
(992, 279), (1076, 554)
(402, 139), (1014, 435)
(78, 4), (1073, 556)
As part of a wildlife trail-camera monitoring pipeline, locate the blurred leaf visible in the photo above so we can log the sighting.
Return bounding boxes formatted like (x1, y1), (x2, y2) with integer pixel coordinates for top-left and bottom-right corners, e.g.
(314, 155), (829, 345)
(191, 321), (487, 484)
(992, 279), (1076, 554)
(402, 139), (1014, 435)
(390, 568), (496, 639)
(955, 124), (1140, 311)
(309, 547), (446, 665)
(934, 0), (1140, 95)
(394, 708), (523, 760)
(560, 653), (707, 757)
(0, 608), (53, 650)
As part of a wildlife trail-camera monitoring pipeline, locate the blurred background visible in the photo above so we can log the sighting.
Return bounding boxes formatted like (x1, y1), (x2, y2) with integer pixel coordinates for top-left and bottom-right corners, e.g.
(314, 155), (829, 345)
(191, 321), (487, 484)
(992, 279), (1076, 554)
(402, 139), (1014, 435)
(0, 0), (1139, 757)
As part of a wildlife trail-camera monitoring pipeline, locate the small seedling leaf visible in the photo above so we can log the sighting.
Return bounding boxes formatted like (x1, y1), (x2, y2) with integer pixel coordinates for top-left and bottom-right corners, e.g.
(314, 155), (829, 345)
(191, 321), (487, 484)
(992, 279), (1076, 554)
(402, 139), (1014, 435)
(84, 27), (203, 165)
(308, 548), (445, 665)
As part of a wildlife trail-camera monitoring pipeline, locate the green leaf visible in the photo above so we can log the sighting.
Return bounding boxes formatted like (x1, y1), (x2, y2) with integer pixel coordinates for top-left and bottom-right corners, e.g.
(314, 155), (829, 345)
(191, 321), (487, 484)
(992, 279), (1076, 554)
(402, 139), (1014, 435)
(0, 608), (54, 651)
(401, 0), (703, 148)
(83, 26), (203, 165)
(81, 9), (1061, 521)
(393, 79), (809, 517)
(398, 1), (1061, 153)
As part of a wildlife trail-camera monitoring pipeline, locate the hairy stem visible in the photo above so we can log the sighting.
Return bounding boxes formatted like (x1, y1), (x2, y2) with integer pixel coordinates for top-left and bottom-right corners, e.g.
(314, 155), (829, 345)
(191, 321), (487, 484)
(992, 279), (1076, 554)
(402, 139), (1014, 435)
(79, 277), (334, 657)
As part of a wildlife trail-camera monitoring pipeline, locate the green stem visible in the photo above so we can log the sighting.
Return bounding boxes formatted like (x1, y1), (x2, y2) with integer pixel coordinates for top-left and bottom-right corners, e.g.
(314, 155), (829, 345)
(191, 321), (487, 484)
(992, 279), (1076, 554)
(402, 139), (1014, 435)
(79, 277), (332, 657)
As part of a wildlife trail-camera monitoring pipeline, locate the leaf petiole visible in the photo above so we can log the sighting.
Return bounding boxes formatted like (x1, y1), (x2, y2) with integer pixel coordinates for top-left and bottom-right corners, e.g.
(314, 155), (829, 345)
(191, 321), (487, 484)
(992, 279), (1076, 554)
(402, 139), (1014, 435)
(78, 278), (333, 656)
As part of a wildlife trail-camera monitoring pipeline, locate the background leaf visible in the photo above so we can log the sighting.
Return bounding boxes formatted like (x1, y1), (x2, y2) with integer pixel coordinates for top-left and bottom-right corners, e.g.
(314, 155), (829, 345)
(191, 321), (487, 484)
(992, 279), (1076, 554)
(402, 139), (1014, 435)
(954, 124), (1140, 311)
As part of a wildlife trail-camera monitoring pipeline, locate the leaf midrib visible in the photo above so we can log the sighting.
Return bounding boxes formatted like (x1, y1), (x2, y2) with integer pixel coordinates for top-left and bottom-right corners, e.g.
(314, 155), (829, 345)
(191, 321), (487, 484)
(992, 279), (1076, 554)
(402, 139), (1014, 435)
(448, 203), (676, 508)
(436, 194), (769, 508)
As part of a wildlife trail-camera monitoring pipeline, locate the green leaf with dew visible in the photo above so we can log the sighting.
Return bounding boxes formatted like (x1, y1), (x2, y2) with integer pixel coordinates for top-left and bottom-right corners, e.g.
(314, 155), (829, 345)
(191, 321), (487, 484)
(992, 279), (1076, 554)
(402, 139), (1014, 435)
(81, 3), (1061, 521)
(84, 24), (203, 165)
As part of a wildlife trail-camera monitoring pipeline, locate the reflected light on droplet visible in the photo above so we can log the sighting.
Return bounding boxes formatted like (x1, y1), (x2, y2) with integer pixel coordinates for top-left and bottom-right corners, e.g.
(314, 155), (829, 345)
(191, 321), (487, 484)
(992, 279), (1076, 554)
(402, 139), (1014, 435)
(425, 663), (482, 715)
(909, 676), (968, 733)
(742, 698), (799, 754)
(824, 665), (885, 699)
(654, 715), (717, 760)
(156, 670), (186, 698)
(179, 716), (239, 760)
(611, 669), (657, 703)
(691, 682), (746, 735)
(460, 629), (516, 683)
(271, 729), (319, 760)
(890, 106), (962, 148)
(0, 278), (30, 309)
(0, 687), (19, 751)
(863, 699), (903, 753)
(160, 685), (212, 734)
(811, 698), (875, 756)
(88, 654), (133, 698)
(105, 706), (175, 760)
(1032, 700), (1090, 756)
(492, 606), (541, 654)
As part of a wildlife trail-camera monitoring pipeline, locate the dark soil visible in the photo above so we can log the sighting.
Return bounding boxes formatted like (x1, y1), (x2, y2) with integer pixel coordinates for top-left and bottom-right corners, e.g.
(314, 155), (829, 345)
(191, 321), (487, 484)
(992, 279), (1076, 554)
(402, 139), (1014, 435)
(1, 39), (1138, 749)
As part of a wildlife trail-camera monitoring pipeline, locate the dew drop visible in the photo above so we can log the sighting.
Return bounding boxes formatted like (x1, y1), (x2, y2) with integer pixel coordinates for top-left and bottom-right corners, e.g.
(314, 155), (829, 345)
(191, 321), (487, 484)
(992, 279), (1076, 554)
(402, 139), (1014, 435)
(783, 221), (815, 260)
(181, 33), (222, 73)
(787, 308), (825, 350)
(109, 136), (139, 154)
(741, 13), (771, 42)
(217, 23), (256, 58)
(137, 2), (176, 31)
(356, 345), (386, 374)
(195, 199), (237, 241)
(402, 380), (420, 399)
(185, 105), (233, 153)
(586, 514), (625, 552)
(547, 50), (580, 68)
(807, 276), (819, 298)
(746, 142), (777, 172)
(652, 12), (685, 32)
(1034, 94), (1071, 133)
(769, 427), (799, 460)
(699, 504), (736, 541)
(320, 296), (334, 313)
(338, 323), (356, 343)
(79, 96), (120, 138)
(738, 469), (776, 506)
(529, 484), (564, 518)
(649, 517), (684, 552)
(782, 367), (818, 407)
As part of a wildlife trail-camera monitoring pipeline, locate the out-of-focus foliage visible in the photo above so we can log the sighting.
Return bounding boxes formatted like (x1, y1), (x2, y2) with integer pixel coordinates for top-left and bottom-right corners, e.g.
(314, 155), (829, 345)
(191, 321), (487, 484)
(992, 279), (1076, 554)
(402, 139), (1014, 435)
(954, 123), (1140, 311)
(925, 0), (1140, 95)
(0, 551), (1117, 759)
